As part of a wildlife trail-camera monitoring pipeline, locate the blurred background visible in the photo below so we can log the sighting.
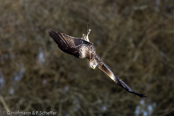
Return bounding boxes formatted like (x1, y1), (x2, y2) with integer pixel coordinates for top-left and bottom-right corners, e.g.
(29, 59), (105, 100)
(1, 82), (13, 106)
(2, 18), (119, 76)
(0, 0), (174, 116)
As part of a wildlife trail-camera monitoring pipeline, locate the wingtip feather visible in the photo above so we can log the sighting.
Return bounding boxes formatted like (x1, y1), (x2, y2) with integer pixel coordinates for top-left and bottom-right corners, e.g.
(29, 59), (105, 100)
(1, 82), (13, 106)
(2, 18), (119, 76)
(49, 30), (57, 36)
(131, 91), (147, 98)
(48, 30), (63, 44)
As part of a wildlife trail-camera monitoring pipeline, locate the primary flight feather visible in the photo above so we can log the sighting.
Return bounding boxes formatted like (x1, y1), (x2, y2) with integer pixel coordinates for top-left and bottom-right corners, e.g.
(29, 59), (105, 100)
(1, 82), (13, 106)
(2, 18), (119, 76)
(49, 29), (146, 98)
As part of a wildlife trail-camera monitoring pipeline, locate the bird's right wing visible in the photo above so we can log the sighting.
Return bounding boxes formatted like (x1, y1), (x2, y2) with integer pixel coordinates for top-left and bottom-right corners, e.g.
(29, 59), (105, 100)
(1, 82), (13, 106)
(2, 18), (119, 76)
(49, 30), (91, 58)
(96, 56), (146, 98)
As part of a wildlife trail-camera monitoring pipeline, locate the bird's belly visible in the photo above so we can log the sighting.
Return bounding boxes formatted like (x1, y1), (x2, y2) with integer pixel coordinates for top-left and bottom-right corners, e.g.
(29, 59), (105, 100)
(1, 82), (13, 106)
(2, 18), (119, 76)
(79, 46), (89, 59)
(79, 51), (87, 58)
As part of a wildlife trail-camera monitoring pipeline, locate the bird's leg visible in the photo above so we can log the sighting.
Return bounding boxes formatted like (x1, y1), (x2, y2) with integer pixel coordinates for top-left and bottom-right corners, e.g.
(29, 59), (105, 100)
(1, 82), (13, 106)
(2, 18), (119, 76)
(82, 34), (86, 40)
(81, 29), (91, 42)
(86, 29), (91, 42)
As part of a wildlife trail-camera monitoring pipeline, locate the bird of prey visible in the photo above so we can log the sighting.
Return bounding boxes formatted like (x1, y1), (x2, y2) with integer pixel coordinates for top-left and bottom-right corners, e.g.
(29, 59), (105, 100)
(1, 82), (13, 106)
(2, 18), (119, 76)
(49, 29), (146, 98)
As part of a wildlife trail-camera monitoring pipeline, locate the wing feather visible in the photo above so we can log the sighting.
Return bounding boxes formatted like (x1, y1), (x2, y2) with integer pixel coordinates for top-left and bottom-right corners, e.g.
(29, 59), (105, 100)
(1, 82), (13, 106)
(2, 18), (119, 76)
(49, 30), (91, 58)
(97, 56), (146, 98)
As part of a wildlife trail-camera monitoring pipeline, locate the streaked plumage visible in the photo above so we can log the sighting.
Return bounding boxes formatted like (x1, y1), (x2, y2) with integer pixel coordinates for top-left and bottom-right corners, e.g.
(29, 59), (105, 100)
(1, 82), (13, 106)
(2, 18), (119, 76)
(49, 30), (146, 98)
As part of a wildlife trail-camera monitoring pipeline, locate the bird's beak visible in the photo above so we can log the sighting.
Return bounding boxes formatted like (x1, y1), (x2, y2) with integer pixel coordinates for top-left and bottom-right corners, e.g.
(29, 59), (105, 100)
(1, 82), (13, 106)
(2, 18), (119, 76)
(92, 66), (96, 69)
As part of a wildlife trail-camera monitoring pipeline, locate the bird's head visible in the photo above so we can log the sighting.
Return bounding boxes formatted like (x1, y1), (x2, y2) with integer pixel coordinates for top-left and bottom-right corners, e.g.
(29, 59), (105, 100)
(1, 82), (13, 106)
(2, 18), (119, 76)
(89, 59), (98, 69)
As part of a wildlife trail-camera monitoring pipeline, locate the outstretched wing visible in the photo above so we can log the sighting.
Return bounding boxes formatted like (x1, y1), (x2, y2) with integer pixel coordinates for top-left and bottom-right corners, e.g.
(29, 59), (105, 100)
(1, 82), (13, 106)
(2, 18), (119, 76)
(96, 56), (146, 98)
(49, 30), (91, 58)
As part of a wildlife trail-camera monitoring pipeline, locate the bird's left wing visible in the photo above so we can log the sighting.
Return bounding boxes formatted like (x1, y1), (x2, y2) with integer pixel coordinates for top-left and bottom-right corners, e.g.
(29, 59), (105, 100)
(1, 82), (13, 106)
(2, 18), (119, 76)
(96, 56), (146, 98)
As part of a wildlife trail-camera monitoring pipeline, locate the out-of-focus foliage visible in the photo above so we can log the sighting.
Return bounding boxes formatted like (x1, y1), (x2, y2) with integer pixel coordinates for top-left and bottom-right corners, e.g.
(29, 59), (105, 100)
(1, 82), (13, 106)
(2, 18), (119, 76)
(0, 0), (174, 116)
